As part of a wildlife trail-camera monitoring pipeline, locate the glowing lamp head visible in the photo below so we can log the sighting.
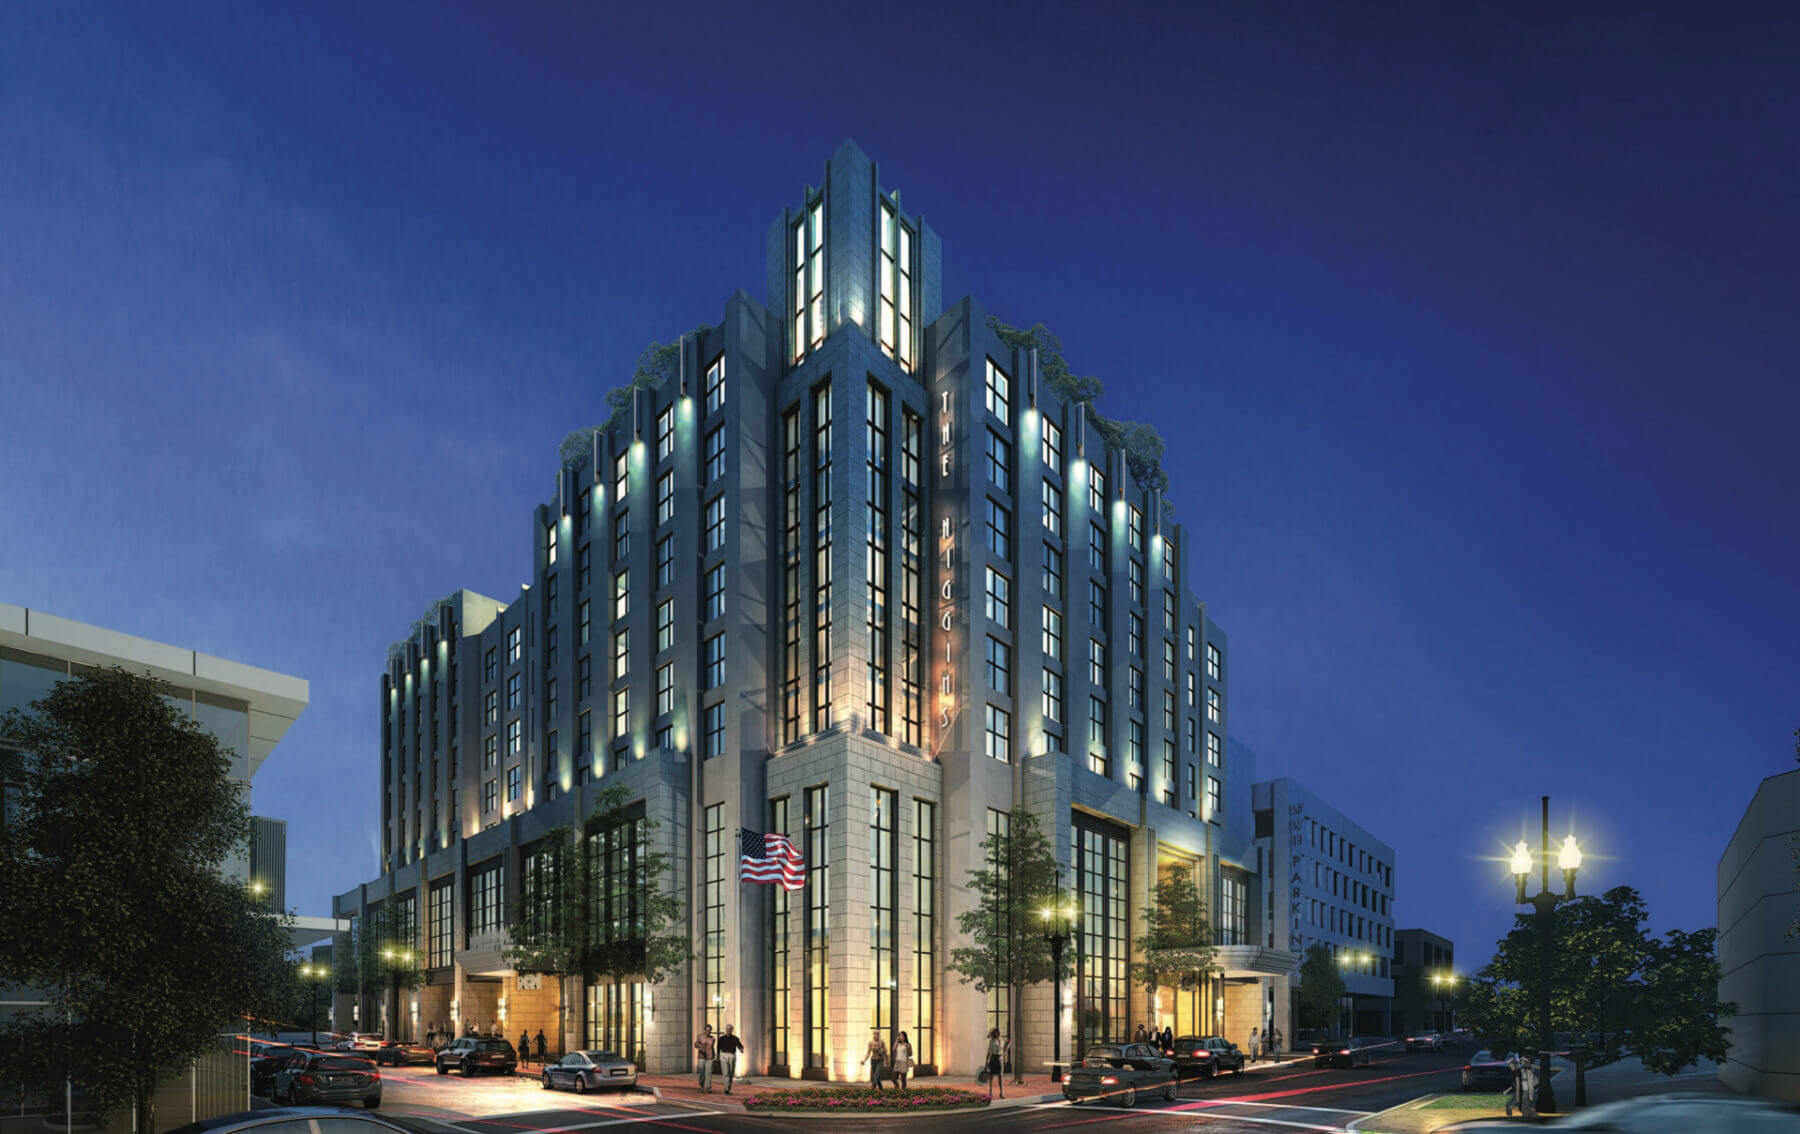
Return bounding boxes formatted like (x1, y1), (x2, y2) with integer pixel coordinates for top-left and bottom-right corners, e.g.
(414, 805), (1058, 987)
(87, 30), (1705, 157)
(1558, 835), (1582, 872)
(1509, 840), (1532, 877)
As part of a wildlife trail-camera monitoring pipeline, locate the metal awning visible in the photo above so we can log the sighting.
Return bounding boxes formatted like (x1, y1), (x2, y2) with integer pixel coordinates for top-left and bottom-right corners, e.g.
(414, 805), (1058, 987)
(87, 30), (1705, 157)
(1215, 946), (1302, 979)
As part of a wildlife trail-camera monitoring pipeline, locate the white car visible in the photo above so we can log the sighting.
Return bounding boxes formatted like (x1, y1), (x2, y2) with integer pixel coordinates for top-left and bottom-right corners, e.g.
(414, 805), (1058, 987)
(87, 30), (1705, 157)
(348, 1033), (384, 1053)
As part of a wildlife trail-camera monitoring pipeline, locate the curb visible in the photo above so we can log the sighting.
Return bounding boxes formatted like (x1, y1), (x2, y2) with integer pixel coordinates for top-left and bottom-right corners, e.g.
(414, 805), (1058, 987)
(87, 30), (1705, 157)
(1347, 1092), (1442, 1132)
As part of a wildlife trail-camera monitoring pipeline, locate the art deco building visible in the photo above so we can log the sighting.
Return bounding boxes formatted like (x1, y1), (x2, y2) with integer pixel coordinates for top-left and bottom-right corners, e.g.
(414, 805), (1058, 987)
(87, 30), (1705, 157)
(334, 140), (1260, 1078)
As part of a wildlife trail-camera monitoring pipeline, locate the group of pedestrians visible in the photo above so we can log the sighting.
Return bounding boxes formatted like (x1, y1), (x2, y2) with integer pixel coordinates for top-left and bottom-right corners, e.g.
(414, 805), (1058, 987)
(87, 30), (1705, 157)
(516, 1030), (549, 1067)
(692, 1024), (747, 1094)
(863, 1029), (917, 1092)
(1247, 1025), (1284, 1060)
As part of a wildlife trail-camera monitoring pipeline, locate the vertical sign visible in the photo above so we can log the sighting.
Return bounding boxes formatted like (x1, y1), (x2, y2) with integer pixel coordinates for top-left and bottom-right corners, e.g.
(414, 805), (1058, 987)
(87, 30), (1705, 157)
(934, 373), (958, 750)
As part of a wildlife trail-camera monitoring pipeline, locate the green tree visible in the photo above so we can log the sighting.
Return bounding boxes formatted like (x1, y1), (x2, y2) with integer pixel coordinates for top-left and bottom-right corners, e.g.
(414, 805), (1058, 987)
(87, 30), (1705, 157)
(1631, 928), (1734, 1074)
(947, 806), (1061, 1084)
(559, 324), (717, 468)
(503, 785), (689, 1063)
(0, 668), (295, 1134)
(1295, 944), (1346, 1030)
(353, 901), (422, 1036)
(1129, 872), (1217, 999)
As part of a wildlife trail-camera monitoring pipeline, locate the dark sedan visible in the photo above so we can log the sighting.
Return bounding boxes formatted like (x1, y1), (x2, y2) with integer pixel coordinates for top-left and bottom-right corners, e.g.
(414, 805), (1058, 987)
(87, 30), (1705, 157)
(372, 1042), (435, 1067)
(434, 1037), (517, 1076)
(1313, 1037), (1378, 1068)
(1460, 1050), (1516, 1091)
(1169, 1036), (1245, 1079)
(1062, 1044), (1179, 1107)
(540, 1050), (637, 1094)
(268, 1054), (381, 1109)
(249, 1047), (302, 1096)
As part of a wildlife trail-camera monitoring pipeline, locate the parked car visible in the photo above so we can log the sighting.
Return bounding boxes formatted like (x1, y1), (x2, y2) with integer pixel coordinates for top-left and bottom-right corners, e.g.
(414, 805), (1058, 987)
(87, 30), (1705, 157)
(1436, 1092), (1800, 1131)
(540, 1050), (637, 1094)
(346, 1034), (384, 1053)
(1313, 1036), (1379, 1068)
(1405, 1031), (1443, 1052)
(249, 1047), (302, 1096)
(1062, 1043), (1179, 1107)
(166, 1107), (424, 1134)
(1168, 1036), (1245, 1079)
(1460, 1049), (1517, 1091)
(435, 1037), (517, 1077)
(268, 1054), (381, 1109)
(371, 1041), (436, 1067)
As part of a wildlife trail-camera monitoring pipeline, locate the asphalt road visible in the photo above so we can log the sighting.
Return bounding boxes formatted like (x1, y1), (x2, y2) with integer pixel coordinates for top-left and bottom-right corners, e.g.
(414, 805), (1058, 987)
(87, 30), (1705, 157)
(429, 1049), (1476, 1133)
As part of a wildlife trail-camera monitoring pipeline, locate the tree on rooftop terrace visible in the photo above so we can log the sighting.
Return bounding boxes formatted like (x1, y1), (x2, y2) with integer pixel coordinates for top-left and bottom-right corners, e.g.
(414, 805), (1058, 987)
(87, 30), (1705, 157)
(560, 324), (716, 469)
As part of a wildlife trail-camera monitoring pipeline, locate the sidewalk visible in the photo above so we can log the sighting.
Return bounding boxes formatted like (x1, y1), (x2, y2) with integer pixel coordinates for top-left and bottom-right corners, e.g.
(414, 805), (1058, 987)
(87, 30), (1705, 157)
(1350, 1056), (1729, 1133)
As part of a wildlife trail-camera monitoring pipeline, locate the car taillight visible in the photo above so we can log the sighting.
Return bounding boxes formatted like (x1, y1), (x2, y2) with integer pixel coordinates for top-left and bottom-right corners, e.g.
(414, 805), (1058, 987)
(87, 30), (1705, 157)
(1340, 1049), (1352, 1055)
(296, 1074), (316, 1087)
(1196, 1050), (1210, 1058)
(1100, 1076), (1119, 1085)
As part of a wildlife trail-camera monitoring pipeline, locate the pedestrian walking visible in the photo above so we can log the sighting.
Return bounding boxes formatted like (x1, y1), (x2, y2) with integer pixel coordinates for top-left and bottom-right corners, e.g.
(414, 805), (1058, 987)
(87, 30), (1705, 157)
(518, 1031), (531, 1068)
(984, 1028), (1008, 1100)
(535, 1030), (546, 1064)
(1504, 1054), (1524, 1117)
(716, 1025), (744, 1094)
(1271, 1027), (1284, 1057)
(865, 1031), (889, 1090)
(693, 1025), (716, 1093)
(1134, 1023), (1148, 1044)
(891, 1031), (914, 1092)
(1159, 1024), (1173, 1053)
(1249, 1027), (1261, 1062)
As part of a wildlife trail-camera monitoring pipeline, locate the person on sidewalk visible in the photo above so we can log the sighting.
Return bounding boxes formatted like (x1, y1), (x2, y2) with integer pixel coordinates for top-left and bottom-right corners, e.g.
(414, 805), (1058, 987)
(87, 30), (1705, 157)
(694, 1024), (716, 1093)
(1249, 1027), (1261, 1062)
(716, 1024), (744, 1094)
(1159, 1025), (1173, 1053)
(1134, 1023), (1148, 1045)
(1271, 1027), (1283, 1057)
(891, 1031), (913, 1092)
(865, 1031), (889, 1090)
(518, 1031), (531, 1068)
(985, 1028), (1007, 1100)
(1504, 1053), (1524, 1117)
(535, 1030), (547, 1064)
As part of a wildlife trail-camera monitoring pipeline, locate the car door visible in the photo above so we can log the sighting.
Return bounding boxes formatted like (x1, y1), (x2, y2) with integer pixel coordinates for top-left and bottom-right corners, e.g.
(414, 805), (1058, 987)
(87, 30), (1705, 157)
(554, 1055), (579, 1086)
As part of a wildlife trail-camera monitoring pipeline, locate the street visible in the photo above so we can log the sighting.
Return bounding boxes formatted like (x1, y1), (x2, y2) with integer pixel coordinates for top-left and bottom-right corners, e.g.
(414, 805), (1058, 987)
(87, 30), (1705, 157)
(363, 1049), (1476, 1133)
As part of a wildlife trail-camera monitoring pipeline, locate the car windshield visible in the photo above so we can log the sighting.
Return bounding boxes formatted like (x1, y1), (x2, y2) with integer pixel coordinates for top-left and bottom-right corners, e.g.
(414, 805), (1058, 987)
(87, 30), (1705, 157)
(477, 1041), (512, 1053)
(257, 1048), (297, 1060)
(585, 1051), (618, 1062)
(314, 1057), (372, 1071)
(1084, 1047), (1123, 1060)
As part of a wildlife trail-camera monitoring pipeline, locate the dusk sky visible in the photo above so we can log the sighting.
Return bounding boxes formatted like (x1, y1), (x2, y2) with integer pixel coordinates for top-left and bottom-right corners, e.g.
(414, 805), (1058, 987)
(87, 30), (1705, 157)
(2, 2), (1795, 970)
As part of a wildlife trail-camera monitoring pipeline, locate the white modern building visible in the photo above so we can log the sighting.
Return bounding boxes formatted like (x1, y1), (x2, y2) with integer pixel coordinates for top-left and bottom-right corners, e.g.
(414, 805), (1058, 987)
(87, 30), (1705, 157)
(1717, 768), (1800, 1102)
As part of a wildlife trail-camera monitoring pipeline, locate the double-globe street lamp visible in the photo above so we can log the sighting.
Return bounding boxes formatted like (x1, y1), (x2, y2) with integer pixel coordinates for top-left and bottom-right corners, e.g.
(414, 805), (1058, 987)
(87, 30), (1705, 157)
(1429, 971), (1460, 1034)
(1039, 877), (1079, 1083)
(299, 964), (330, 1047)
(381, 948), (414, 1042)
(1508, 795), (1581, 1116)
(1336, 950), (1375, 1038)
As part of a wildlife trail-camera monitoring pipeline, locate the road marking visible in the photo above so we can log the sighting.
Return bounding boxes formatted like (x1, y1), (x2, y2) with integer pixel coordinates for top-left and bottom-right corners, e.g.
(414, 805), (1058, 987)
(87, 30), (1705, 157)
(1196, 1100), (1372, 1116)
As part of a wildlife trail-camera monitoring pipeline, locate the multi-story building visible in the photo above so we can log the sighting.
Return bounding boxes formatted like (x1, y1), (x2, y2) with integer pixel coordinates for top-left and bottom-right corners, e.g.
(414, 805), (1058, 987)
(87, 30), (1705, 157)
(1253, 773), (1396, 1038)
(1391, 928), (1456, 1035)
(1717, 768), (1800, 1102)
(250, 815), (288, 910)
(334, 141), (1254, 1078)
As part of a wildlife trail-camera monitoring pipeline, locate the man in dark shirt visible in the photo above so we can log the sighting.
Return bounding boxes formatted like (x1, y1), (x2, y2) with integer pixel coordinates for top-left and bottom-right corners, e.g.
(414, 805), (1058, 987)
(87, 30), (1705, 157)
(716, 1025), (746, 1094)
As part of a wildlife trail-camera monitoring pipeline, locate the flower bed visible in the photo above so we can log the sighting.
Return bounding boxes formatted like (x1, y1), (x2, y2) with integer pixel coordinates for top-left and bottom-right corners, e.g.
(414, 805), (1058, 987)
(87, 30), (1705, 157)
(743, 1085), (991, 1112)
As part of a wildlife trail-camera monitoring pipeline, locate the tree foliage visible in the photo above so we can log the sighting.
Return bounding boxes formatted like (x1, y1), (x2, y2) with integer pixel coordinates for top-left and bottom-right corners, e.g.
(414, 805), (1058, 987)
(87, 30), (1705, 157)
(0, 668), (296, 1133)
(559, 324), (717, 469)
(1295, 944), (1347, 1029)
(947, 806), (1061, 1082)
(1129, 871), (1217, 997)
(1460, 885), (1734, 1073)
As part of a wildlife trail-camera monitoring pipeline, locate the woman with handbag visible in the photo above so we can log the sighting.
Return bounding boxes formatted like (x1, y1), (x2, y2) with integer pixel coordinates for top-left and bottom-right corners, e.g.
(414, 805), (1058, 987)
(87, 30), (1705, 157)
(985, 1028), (1007, 1099)
(891, 1031), (914, 1092)
(865, 1031), (889, 1090)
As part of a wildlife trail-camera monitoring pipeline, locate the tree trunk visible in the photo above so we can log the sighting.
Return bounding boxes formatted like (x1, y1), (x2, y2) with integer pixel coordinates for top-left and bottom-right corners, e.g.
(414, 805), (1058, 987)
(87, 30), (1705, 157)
(1011, 980), (1025, 1084)
(135, 1080), (155, 1134)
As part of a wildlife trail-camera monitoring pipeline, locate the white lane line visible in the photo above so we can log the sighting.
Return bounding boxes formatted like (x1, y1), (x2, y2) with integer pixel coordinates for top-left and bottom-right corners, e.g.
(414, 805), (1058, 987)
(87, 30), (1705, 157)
(1195, 1101), (1373, 1115)
(452, 1116), (680, 1133)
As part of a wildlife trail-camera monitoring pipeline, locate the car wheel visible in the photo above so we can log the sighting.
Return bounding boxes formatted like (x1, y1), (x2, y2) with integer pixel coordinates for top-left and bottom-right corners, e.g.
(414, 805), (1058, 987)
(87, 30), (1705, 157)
(1234, 1060), (1245, 1075)
(436, 1062), (447, 1075)
(1203, 1065), (1215, 1079)
(1119, 1086), (1136, 1108)
(574, 1074), (588, 1095)
(541, 1073), (552, 1090)
(1163, 1078), (1178, 1101)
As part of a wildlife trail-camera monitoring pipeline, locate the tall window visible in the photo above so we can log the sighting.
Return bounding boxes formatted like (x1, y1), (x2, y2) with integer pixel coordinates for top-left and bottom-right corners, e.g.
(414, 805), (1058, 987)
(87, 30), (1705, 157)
(1042, 478), (1062, 538)
(1088, 696), (1108, 776)
(1041, 417), (1062, 469)
(804, 785), (830, 1070)
(614, 570), (630, 622)
(468, 859), (503, 937)
(655, 471), (674, 526)
(782, 409), (803, 744)
(585, 807), (647, 1063)
(1042, 605), (1063, 660)
(703, 634), (725, 690)
(878, 200), (914, 369)
(705, 356), (725, 414)
(986, 429), (1011, 493)
(1207, 687), (1221, 723)
(871, 788), (898, 1043)
(428, 876), (453, 968)
(614, 629), (630, 681)
(1043, 543), (1063, 598)
(1089, 464), (1106, 516)
(986, 498), (1011, 559)
(866, 383), (890, 733)
(613, 449), (629, 507)
(792, 197), (825, 364)
(1042, 667), (1063, 723)
(1207, 642), (1222, 681)
(984, 637), (1011, 696)
(812, 384), (833, 729)
(507, 626), (522, 664)
(655, 406), (674, 463)
(704, 496), (726, 552)
(704, 565), (725, 621)
(1073, 818), (1128, 1052)
(984, 566), (1011, 628)
(703, 426), (725, 484)
(656, 663), (675, 717)
(1207, 775), (1223, 819)
(768, 797), (791, 1070)
(656, 600), (675, 653)
(985, 809), (1011, 1043)
(702, 701), (724, 760)
(985, 703), (1011, 763)
(702, 804), (724, 1035)
(656, 535), (675, 588)
(546, 522), (559, 566)
(913, 799), (936, 1067)
(985, 359), (1011, 425)
(1207, 731), (1222, 766)
(900, 411), (923, 747)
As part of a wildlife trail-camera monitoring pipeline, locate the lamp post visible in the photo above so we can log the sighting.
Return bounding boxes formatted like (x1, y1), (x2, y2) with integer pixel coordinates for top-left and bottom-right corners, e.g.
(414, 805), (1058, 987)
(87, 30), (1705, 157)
(1430, 972), (1459, 1034)
(1038, 876), (1078, 1083)
(301, 965), (330, 1047)
(1336, 951), (1370, 1039)
(1508, 795), (1580, 1117)
(381, 948), (413, 1042)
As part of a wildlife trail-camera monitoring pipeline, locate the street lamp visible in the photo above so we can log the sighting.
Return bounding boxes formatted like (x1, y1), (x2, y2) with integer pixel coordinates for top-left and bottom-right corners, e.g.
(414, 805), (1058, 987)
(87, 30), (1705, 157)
(1508, 796), (1580, 1116)
(1429, 971), (1459, 1034)
(1336, 951), (1371, 1038)
(381, 948), (413, 1041)
(1038, 874), (1079, 1083)
(300, 965), (330, 1047)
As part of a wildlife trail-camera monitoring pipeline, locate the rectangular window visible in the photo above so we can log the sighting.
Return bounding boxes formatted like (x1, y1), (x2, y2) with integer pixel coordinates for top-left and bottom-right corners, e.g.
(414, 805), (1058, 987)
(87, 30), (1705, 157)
(1043, 544), (1063, 599)
(1222, 874), (1247, 946)
(506, 764), (521, 802)
(1163, 689), (1176, 732)
(614, 571), (630, 622)
(656, 406), (674, 463)
(547, 625), (559, 668)
(484, 647), (497, 683)
(871, 788), (898, 1040)
(613, 449), (629, 504)
(793, 197), (825, 363)
(704, 563), (725, 621)
(612, 687), (628, 737)
(986, 498), (1011, 559)
(782, 408), (803, 745)
(656, 535), (675, 588)
(1163, 589), (1176, 633)
(1129, 557), (1144, 605)
(613, 628), (630, 681)
(1042, 478), (1062, 538)
(986, 429), (1011, 493)
(1089, 579), (1106, 628)
(705, 356), (725, 414)
(1129, 612), (1144, 657)
(483, 733), (497, 769)
(482, 778), (497, 813)
(1207, 643), (1222, 681)
(1089, 464), (1106, 516)
(656, 599), (675, 653)
(985, 703), (1011, 763)
(655, 471), (674, 526)
(769, 797), (791, 1067)
(484, 690), (498, 725)
(702, 701), (724, 759)
(507, 626), (522, 663)
(913, 798), (935, 1066)
(1207, 687), (1222, 724)
(1071, 818), (1128, 1052)
(901, 447), (923, 746)
(1042, 667), (1063, 722)
(1041, 417), (1062, 469)
(1128, 504), (1143, 548)
(1042, 605), (1062, 659)
(804, 785), (830, 1070)
(985, 809), (1012, 1042)
(703, 426), (725, 484)
(1162, 638), (1176, 681)
(984, 636), (1012, 696)
(702, 803), (723, 1034)
(985, 358), (1011, 425)
(1207, 730), (1222, 766)
(546, 677), (559, 721)
(866, 382), (890, 734)
(505, 672), (521, 711)
(656, 662), (675, 716)
(577, 599), (592, 647)
(1088, 637), (1105, 687)
(469, 859), (504, 934)
(878, 200), (914, 368)
(705, 495), (726, 552)
(1088, 696), (1108, 775)
(812, 384), (833, 728)
(703, 634), (725, 690)
(984, 566), (1011, 629)
(1128, 667), (1143, 709)
(1089, 522), (1106, 571)
(506, 718), (522, 756)
(428, 877), (454, 968)
(577, 709), (592, 770)
(614, 510), (629, 564)
(1184, 762), (1196, 802)
(546, 522), (560, 566)
(1207, 775), (1223, 819)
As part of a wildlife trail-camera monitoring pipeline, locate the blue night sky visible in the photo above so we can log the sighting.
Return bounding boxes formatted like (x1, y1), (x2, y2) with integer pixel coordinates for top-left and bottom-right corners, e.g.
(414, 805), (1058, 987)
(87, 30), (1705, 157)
(2, 3), (1795, 970)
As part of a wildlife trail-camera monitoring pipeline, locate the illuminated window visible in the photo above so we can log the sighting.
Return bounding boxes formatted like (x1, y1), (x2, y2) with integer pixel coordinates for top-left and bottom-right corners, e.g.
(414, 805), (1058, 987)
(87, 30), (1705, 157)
(769, 796), (791, 1067)
(702, 804), (724, 1032)
(506, 764), (521, 802)
(1163, 589), (1176, 633)
(1042, 667), (1063, 722)
(984, 566), (1010, 629)
(866, 383), (890, 733)
(656, 663), (674, 716)
(705, 356), (725, 414)
(505, 672), (521, 711)
(1128, 505), (1143, 548)
(803, 785), (830, 1069)
(1207, 643), (1222, 681)
(613, 449), (629, 504)
(704, 426), (725, 484)
(483, 647), (497, 683)
(871, 788), (898, 1039)
(614, 629), (630, 681)
(506, 719), (521, 756)
(912, 799), (935, 1065)
(1207, 731), (1222, 766)
(985, 637), (1011, 696)
(656, 406), (674, 463)
(614, 570), (630, 622)
(1042, 478), (1062, 538)
(1088, 637), (1105, 686)
(792, 197), (826, 365)
(1207, 775), (1223, 819)
(781, 409), (803, 744)
(812, 385), (833, 728)
(879, 200), (914, 369)
(1042, 418), (1062, 469)
(1072, 818), (1128, 1052)
(507, 626), (522, 663)
(1042, 605), (1062, 659)
(1088, 696), (1108, 775)
(1207, 687), (1221, 724)
(612, 687), (628, 736)
(482, 778), (497, 813)
(483, 690), (497, 726)
(546, 522), (559, 566)
(655, 600), (674, 653)
(985, 359), (1011, 426)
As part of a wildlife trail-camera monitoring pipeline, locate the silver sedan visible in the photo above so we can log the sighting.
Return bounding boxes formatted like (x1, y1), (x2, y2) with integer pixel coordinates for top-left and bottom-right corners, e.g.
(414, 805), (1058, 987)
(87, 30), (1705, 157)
(540, 1050), (637, 1094)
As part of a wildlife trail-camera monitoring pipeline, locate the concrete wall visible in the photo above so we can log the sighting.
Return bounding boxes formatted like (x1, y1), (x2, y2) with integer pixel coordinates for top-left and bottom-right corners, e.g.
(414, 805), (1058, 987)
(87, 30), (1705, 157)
(1717, 768), (1800, 1101)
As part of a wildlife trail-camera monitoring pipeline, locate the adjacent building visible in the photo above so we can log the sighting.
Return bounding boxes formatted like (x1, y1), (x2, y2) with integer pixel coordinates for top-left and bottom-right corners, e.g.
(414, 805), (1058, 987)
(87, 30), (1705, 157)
(251, 815), (289, 911)
(1253, 773), (1396, 1038)
(334, 140), (1266, 1078)
(1717, 768), (1800, 1102)
(1391, 928), (1456, 1035)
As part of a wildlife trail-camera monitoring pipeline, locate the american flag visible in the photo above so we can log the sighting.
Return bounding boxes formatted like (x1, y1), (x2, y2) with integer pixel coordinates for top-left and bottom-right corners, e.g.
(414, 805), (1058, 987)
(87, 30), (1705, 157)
(740, 829), (805, 891)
